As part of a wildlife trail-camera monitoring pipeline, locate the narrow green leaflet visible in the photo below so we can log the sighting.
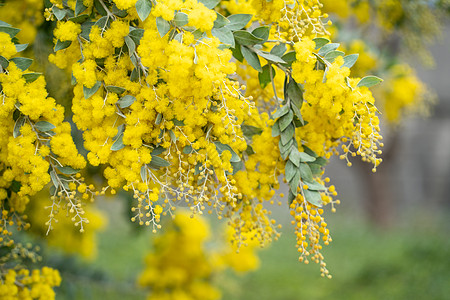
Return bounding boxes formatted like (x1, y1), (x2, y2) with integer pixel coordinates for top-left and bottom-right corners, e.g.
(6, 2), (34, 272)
(233, 31), (263, 46)
(258, 64), (275, 88)
(150, 155), (171, 167)
(272, 104), (290, 119)
(13, 116), (26, 138)
(289, 170), (301, 195)
(241, 46), (261, 72)
(271, 121), (281, 137)
(299, 152), (316, 162)
(241, 124), (263, 138)
(106, 85), (126, 94)
(9, 57), (32, 71)
(15, 44), (28, 52)
(214, 142), (240, 162)
(317, 43), (340, 56)
(55, 39), (72, 51)
(281, 51), (296, 65)
(69, 14), (90, 24)
(23, 73), (42, 83)
(313, 37), (330, 49)
(287, 80), (303, 109)
(270, 43), (287, 57)
(252, 26), (270, 42)
(324, 50), (344, 62)
(183, 145), (193, 154)
(211, 27), (235, 47)
(0, 56), (8, 68)
(35, 121), (56, 132)
(56, 166), (80, 175)
(305, 180), (326, 191)
(156, 17), (170, 37)
(356, 76), (383, 88)
(303, 189), (323, 207)
(254, 50), (286, 63)
(174, 12), (189, 27)
(289, 147), (301, 167)
(75, 0), (87, 16)
(342, 54), (359, 69)
(0, 26), (20, 37)
(136, 0), (152, 21)
(140, 165), (148, 182)
(50, 171), (59, 189)
(52, 6), (66, 20)
(214, 12), (229, 28)
(299, 163), (313, 182)
(198, 0), (220, 9)
(83, 81), (102, 99)
(280, 123), (295, 145)
(117, 95), (136, 108)
(129, 28), (145, 45)
(285, 160), (297, 182)
(111, 133), (125, 151)
(279, 110), (293, 131)
(226, 14), (253, 30)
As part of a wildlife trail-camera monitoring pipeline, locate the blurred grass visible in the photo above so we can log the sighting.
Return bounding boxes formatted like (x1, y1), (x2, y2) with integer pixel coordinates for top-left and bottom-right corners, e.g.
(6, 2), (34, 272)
(52, 199), (450, 300)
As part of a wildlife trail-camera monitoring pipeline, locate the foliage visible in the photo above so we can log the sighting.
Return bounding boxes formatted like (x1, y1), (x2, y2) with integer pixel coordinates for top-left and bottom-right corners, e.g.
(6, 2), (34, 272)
(0, 0), (447, 298)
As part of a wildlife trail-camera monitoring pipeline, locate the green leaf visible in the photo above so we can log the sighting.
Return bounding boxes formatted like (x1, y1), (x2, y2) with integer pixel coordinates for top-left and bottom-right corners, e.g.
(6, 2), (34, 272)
(156, 17), (170, 37)
(52, 6), (67, 20)
(111, 134), (125, 151)
(75, 0), (87, 15)
(129, 28), (145, 45)
(69, 14), (90, 23)
(303, 189), (323, 207)
(155, 113), (162, 125)
(255, 50), (286, 63)
(15, 44), (28, 52)
(23, 73), (42, 83)
(281, 51), (296, 65)
(342, 54), (359, 69)
(54, 39), (72, 51)
(285, 160), (297, 182)
(80, 22), (94, 40)
(150, 155), (171, 167)
(314, 156), (328, 166)
(0, 26), (20, 38)
(287, 79), (303, 109)
(226, 14), (253, 30)
(279, 138), (294, 160)
(241, 124), (263, 138)
(271, 121), (281, 137)
(112, 4), (128, 17)
(169, 130), (177, 142)
(35, 121), (56, 132)
(9, 57), (32, 71)
(50, 171), (59, 189)
(356, 76), (383, 88)
(231, 45), (244, 62)
(135, 0), (153, 21)
(233, 30), (263, 46)
(288, 190), (296, 204)
(172, 119), (185, 126)
(198, 0), (220, 9)
(140, 165), (148, 182)
(279, 110), (293, 131)
(106, 85), (126, 94)
(231, 161), (244, 175)
(324, 50), (345, 62)
(214, 142), (240, 162)
(125, 36), (136, 55)
(83, 81), (102, 99)
(214, 12), (229, 28)
(151, 146), (166, 156)
(313, 37), (330, 49)
(211, 27), (235, 47)
(57, 166), (80, 175)
(113, 124), (125, 140)
(241, 46), (261, 72)
(258, 64), (274, 89)
(183, 145), (193, 154)
(0, 56), (9, 68)
(299, 163), (313, 182)
(289, 170), (300, 195)
(174, 12), (189, 27)
(0, 21), (11, 27)
(305, 180), (326, 191)
(117, 95), (136, 108)
(270, 43), (286, 57)
(272, 104), (289, 119)
(318, 43), (340, 56)
(13, 116), (26, 138)
(280, 123), (295, 145)
(289, 147), (301, 167)
(95, 16), (111, 30)
(299, 152), (316, 163)
(94, 0), (107, 15)
(251, 26), (270, 41)
(245, 145), (255, 155)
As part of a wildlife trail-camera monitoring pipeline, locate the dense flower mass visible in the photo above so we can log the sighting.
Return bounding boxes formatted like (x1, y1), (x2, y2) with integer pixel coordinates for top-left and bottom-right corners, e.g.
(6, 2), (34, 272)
(0, 0), (444, 297)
